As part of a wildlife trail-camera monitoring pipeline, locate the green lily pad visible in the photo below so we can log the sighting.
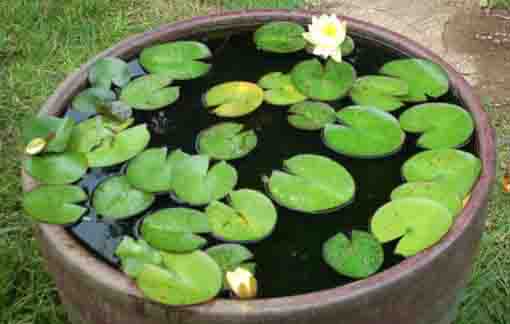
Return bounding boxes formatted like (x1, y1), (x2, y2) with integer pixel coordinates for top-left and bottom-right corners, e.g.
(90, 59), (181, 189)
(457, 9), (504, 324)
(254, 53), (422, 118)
(391, 182), (463, 216)
(287, 101), (336, 130)
(206, 244), (254, 290)
(371, 198), (453, 257)
(402, 149), (482, 198)
(258, 72), (307, 106)
(196, 123), (257, 160)
(115, 237), (163, 278)
(141, 208), (209, 253)
(89, 57), (131, 89)
(86, 124), (150, 168)
(93, 176), (155, 220)
(380, 58), (449, 102)
(136, 250), (222, 305)
(399, 103), (474, 149)
(341, 36), (355, 56)
(97, 101), (133, 122)
(203, 81), (264, 117)
(291, 59), (356, 101)
(23, 152), (88, 185)
(139, 41), (212, 80)
(207, 189), (278, 242)
(120, 74), (180, 110)
(265, 154), (355, 213)
(254, 21), (306, 54)
(323, 230), (384, 279)
(172, 155), (238, 206)
(22, 116), (76, 153)
(322, 106), (405, 158)
(72, 87), (116, 113)
(349, 76), (409, 111)
(23, 185), (87, 224)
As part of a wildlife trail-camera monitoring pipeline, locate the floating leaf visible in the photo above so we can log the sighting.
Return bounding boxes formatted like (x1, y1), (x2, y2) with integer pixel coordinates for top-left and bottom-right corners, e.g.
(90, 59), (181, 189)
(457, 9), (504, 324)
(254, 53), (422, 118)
(391, 182), (463, 216)
(172, 155), (238, 206)
(206, 244), (254, 272)
(141, 208), (210, 253)
(341, 36), (355, 56)
(204, 81), (264, 117)
(97, 101), (133, 122)
(291, 59), (356, 101)
(380, 58), (449, 102)
(136, 250), (222, 305)
(287, 101), (336, 130)
(254, 21), (306, 54)
(323, 230), (384, 279)
(22, 116), (75, 153)
(402, 149), (481, 198)
(399, 103), (474, 149)
(349, 76), (408, 111)
(23, 185), (87, 224)
(23, 152), (88, 185)
(265, 154), (355, 213)
(371, 198), (453, 257)
(139, 41), (212, 80)
(196, 123), (257, 160)
(323, 106), (405, 158)
(207, 189), (277, 243)
(120, 74), (180, 110)
(258, 72), (306, 106)
(72, 87), (116, 113)
(89, 57), (131, 89)
(93, 176), (154, 220)
(115, 237), (163, 278)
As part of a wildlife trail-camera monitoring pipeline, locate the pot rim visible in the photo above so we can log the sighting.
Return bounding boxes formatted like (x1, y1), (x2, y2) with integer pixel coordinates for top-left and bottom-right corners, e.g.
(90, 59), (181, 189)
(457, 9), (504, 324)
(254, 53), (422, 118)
(23, 9), (496, 315)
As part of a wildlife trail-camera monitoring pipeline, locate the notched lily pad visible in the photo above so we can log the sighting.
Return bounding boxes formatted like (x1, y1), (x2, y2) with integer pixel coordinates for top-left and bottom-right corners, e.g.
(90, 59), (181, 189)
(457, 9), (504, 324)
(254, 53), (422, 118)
(196, 123), (257, 160)
(258, 72), (306, 106)
(136, 250), (222, 305)
(72, 87), (116, 113)
(399, 103), (474, 149)
(254, 21), (306, 54)
(93, 175), (155, 220)
(140, 41), (212, 80)
(204, 81), (264, 117)
(349, 76), (409, 111)
(265, 154), (355, 213)
(371, 198), (453, 257)
(23, 152), (88, 185)
(207, 189), (278, 242)
(23, 185), (87, 224)
(291, 59), (356, 101)
(402, 149), (481, 198)
(323, 106), (405, 158)
(22, 116), (76, 153)
(141, 208), (210, 253)
(380, 58), (449, 102)
(120, 74), (180, 110)
(89, 57), (131, 89)
(287, 101), (336, 130)
(115, 237), (163, 278)
(323, 230), (384, 279)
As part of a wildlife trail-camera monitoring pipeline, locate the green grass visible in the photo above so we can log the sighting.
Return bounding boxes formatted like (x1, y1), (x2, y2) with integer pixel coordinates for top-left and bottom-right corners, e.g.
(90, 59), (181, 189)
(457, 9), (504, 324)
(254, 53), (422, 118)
(481, 0), (510, 8)
(1, 1), (508, 324)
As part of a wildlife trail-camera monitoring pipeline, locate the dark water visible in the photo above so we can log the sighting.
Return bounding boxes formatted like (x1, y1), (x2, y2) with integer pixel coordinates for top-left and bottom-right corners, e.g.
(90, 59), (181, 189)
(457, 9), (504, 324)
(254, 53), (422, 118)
(66, 31), (476, 298)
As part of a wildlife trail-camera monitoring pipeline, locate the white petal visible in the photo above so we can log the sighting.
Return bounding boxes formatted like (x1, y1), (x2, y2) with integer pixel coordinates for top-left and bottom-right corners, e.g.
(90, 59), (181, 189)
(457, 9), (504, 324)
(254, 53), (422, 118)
(331, 48), (343, 63)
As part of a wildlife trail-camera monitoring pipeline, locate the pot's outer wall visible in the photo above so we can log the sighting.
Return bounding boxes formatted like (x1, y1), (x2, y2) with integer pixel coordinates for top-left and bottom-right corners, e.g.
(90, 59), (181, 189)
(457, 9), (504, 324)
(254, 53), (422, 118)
(24, 10), (496, 324)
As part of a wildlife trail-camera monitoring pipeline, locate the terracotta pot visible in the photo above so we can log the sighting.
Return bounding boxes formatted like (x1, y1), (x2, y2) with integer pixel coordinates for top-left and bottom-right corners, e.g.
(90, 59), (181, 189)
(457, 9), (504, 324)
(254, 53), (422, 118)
(22, 10), (496, 324)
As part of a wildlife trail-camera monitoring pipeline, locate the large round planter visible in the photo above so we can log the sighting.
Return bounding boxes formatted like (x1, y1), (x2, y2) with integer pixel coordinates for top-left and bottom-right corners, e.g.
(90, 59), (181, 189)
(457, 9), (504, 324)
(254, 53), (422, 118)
(22, 10), (496, 324)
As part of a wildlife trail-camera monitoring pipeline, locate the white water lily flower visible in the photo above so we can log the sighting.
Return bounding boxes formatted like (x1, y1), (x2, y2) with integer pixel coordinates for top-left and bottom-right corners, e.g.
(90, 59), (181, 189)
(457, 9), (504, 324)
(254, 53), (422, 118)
(303, 14), (347, 62)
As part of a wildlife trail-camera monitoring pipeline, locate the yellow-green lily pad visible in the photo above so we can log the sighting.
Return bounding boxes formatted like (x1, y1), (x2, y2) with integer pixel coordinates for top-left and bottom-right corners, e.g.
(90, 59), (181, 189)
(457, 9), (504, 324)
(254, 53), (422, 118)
(24, 152), (88, 185)
(23, 185), (87, 224)
(371, 198), (453, 257)
(89, 57), (131, 89)
(265, 154), (355, 213)
(115, 237), (163, 278)
(93, 176), (155, 220)
(203, 81), (264, 117)
(291, 59), (356, 101)
(120, 74), (180, 110)
(287, 101), (336, 130)
(258, 72), (306, 106)
(322, 106), (405, 158)
(196, 122), (257, 160)
(349, 76), (409, 111)
(207, 189), (278, 242)
(323, 230), (384, 279)
(22, 116), (76, 153)
(254, 21), (306, 54)
(399, 103), (474, 149)
(72, 87), (116, 113)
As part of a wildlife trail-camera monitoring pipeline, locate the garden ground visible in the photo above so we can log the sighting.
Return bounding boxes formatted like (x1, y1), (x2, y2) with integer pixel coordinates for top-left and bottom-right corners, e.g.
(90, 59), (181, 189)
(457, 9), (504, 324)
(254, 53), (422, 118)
(0, 0), (508, 323)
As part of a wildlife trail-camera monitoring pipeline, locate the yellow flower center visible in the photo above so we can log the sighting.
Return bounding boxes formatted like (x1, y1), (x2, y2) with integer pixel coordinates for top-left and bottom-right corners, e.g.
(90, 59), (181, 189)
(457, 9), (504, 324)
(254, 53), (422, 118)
(322, 23), (338, 37)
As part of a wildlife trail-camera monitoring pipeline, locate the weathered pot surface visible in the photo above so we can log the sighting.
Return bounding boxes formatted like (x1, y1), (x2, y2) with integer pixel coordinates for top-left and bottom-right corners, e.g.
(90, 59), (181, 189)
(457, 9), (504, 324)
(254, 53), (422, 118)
(22, 10), (496, 324)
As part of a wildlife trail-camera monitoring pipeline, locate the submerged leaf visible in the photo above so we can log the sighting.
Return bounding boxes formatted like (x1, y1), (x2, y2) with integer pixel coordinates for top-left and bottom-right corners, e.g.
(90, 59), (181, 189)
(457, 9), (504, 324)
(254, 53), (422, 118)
(349, 75), (408, 111)
(89, 57), (131, 89)
(22, 116), (76, 153)
(196, 123), (257, 160)
(72, 87), (116, 113)
(254, 21), (306, 54)
(115, 237), (163, 278)
(204, 81), (264, 117)
(120, 74), (180, 110)
(287, 101), (336, 130)
(258, 72), (306, 106)
(24, 152), (88, 185)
